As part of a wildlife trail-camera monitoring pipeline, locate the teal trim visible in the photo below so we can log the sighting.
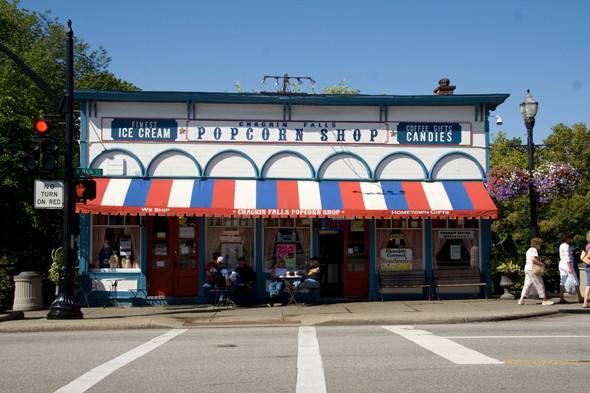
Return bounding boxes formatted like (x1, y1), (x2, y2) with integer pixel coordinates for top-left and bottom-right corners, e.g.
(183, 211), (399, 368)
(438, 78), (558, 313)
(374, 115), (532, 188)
(255, 218), (265, 302)
(198, 217), (207, 299)
(429, 151), (486, 180)
(79, 214), (90, 302)
(260, 150), (316, 179)
(424, 219), (433, 289)
(374, 152), (429, 180)
(203, 149), (260, 178)
(139, 217), (148, 292)
(485, 110), (491, 175)
(317, 151), (372, 180)
(146, 149), (203, 177)
(79, 100), (88, 167)
(89, 148), (146, 176)
(312, 219), (319, 257)
(480, 218), (492, 297)
(74, 90), (509, 110)
(369, 219), (378, 300)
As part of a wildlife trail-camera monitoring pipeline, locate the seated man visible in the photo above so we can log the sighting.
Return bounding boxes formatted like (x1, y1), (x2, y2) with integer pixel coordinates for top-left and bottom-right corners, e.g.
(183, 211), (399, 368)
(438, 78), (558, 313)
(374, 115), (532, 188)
(299, 257), (321, 305)
(233, 257), (256, 306)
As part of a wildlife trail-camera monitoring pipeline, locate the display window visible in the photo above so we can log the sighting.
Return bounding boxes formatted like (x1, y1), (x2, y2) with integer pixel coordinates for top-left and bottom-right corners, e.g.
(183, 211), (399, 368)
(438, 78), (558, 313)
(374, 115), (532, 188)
(206, 217), (254, 270)
(376, 219), (423, 272)
(432, 219), (480, 269)
(263, 218), (311, 271)
(91, 214), (141, 271)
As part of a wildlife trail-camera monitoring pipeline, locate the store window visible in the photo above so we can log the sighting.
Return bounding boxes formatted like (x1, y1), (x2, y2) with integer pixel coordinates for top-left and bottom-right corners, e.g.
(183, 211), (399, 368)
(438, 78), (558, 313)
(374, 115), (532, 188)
(432, 219), (480, 269)
(206, 217), (254, 270)
(91, 215), (141, 271)
(263, 218), (311, 271)
(376, 219), (423, 272)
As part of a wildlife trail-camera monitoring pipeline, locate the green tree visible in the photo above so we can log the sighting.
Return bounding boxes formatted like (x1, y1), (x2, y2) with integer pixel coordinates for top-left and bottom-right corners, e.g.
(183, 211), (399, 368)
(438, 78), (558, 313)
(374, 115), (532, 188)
(0, 0), (137, 306)
(490, 123), (590, 293)
(323, 80), (360, 95)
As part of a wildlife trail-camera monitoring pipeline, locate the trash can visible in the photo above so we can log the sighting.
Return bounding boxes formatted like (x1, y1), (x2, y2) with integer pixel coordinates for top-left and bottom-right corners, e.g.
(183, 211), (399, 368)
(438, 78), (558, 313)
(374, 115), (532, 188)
(13, 271), (44, 311)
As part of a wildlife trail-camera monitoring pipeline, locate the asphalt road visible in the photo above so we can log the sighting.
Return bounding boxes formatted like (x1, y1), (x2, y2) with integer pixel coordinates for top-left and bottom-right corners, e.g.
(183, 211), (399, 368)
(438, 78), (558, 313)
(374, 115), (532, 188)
(1, 314), (589, 393)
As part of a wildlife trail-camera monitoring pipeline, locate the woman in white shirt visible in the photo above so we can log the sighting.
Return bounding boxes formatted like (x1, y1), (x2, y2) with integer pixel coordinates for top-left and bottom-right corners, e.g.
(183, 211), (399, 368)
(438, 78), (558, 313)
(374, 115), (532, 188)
(518, 238), (554, 306)
(558, 233), (582, 303)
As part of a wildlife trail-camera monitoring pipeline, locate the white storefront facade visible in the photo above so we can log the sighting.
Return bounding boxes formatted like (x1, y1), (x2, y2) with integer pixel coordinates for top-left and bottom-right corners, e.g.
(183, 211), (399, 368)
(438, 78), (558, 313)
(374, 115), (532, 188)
(76, 90), (507, 305)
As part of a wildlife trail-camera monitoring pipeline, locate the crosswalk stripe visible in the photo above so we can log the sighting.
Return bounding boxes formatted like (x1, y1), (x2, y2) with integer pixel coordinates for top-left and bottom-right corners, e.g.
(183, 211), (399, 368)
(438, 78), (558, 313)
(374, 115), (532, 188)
(383, 325), (503, 365)
(54, 329), (187, 393)
(297, 326), (327, 393)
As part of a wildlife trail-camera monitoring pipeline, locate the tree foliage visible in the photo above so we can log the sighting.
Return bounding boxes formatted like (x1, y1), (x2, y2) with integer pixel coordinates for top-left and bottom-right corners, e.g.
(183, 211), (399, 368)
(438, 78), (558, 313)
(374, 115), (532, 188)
(0, 0), (137, 286)
(490, 123), (590, 292)
(323, 80), (360, 95)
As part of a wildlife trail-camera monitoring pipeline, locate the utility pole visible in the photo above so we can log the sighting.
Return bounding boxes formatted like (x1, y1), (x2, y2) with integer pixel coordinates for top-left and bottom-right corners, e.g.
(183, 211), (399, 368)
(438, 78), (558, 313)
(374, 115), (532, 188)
(47, 20), (82, 319)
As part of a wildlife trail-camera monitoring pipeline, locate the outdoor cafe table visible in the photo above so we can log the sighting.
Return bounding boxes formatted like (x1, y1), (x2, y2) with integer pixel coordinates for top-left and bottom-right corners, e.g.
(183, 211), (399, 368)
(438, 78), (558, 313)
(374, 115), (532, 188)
(279, 274), (303, 305)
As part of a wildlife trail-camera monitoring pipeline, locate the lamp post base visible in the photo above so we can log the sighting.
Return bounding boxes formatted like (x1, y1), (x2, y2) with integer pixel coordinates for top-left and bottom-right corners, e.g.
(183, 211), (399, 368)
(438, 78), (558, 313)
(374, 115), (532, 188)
(47, 292), (83, 319)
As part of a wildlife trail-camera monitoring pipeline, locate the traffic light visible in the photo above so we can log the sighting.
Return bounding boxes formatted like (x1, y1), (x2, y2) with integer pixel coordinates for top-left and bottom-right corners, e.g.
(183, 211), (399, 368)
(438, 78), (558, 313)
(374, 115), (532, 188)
(23, 139), (41, 172)
(40, 138), (59, 172)
(75, 179), (97, 202)
(23, 117), (59, 173)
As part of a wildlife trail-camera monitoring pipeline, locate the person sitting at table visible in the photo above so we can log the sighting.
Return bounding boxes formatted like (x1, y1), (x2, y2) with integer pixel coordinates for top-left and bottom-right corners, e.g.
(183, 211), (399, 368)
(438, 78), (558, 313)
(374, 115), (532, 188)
(268, 259), (288, 307)
(299, 257), (321, 305)
(233, 257), (256, 307)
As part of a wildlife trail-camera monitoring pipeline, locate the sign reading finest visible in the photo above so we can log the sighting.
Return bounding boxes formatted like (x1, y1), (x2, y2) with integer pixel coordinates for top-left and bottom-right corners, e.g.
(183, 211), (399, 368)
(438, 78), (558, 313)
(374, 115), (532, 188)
(109, 119), (178, 141)
(34, 180), (64, 209)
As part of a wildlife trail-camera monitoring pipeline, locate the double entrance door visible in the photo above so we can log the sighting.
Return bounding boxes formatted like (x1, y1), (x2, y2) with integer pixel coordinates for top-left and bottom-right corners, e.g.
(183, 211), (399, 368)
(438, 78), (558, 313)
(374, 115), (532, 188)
(319, 220), (369, 298)
(147, 217), (199, 297)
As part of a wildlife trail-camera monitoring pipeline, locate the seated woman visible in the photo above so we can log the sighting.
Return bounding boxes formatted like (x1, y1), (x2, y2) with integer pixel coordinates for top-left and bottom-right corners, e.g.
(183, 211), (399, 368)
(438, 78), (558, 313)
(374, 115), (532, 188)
(299, 257), (321, 305)
(268, 259), (288, 307)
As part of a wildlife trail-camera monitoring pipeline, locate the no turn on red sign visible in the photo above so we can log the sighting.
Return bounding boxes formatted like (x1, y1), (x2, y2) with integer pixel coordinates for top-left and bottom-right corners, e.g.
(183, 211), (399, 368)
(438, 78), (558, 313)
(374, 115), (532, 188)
(34, 180), (64, 209)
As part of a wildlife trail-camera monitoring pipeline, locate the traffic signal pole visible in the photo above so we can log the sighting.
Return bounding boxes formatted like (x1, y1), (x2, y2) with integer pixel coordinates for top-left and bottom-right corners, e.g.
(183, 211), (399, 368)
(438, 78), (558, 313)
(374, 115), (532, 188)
(47, 21), (82, 319)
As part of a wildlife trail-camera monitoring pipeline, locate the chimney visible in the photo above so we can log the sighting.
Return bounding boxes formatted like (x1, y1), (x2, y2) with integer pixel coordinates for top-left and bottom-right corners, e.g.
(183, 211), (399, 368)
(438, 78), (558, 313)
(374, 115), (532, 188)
(434, 78), (456, 96)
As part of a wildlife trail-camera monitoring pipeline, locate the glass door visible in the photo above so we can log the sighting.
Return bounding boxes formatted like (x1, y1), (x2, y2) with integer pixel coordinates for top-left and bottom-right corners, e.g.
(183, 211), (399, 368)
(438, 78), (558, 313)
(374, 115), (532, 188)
(343, 220), (369, 298)
(148, 217), (174, 296)
(173, 217), (199, 297)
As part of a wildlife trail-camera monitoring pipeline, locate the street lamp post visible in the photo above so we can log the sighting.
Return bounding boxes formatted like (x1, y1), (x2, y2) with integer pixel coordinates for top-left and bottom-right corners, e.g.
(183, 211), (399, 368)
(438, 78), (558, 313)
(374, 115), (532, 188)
(520, 89), (539, 238)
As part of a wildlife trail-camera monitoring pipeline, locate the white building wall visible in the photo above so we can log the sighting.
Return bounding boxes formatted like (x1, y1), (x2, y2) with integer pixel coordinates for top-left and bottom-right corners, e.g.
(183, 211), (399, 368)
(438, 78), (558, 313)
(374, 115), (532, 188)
(86, 102), (488, 180)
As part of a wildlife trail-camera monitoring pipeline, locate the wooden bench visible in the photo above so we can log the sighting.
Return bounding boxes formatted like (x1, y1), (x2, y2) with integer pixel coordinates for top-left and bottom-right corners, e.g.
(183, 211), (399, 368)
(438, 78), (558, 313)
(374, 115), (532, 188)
(434, 268), (487, 300)
(378, 271), (430, 301)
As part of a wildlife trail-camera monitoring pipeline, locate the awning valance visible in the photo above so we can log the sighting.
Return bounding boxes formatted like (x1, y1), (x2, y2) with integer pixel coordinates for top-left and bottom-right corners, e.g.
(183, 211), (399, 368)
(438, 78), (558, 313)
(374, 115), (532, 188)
(76, 178), (497, 219)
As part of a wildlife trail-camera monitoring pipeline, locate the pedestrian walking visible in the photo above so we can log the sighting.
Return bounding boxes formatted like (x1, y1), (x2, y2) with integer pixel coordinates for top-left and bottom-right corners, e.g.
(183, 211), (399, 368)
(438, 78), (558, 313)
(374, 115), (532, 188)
(518, 237), (554, 306)
(581, 230), (590, 308)
(558, 232), (583, 303)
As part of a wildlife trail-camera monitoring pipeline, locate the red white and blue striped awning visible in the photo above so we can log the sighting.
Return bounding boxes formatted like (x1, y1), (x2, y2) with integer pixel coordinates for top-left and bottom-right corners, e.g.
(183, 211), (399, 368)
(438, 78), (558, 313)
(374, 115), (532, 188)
(76, 178), (497, 219)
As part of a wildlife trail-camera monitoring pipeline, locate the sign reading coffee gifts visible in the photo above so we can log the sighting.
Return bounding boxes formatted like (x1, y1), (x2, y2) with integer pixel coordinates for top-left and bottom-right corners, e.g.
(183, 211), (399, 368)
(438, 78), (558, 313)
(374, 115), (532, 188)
(105, 119), (179, 141)
(395, 122), (470, 145)
(379, 248), (413, 271)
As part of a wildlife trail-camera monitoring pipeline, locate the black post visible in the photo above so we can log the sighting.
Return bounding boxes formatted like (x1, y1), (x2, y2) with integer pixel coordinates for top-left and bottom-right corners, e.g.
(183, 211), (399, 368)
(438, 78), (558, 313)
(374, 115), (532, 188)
(526, 116), (538, 238)
(47, 20), (83, 319)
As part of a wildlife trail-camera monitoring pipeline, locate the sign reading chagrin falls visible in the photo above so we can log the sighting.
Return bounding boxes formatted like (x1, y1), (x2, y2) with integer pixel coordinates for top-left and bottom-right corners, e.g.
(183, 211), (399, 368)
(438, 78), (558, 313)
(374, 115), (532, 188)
(102, 119), (471, 145)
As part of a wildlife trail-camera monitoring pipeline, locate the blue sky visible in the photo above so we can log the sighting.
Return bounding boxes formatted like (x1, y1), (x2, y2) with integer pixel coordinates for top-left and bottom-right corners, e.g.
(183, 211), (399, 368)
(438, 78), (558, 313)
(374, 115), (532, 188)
(19, 0), (590, 142)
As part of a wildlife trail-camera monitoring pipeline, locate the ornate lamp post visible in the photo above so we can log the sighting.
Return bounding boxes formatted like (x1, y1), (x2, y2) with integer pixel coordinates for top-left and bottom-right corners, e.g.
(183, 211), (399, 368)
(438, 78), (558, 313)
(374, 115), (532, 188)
(520, 89), (539, 238)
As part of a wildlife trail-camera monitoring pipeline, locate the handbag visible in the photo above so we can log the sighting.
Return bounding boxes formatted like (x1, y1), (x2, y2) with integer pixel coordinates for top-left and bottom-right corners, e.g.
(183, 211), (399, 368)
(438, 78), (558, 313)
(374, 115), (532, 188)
(564, 274), (577, 295)
(531, 261), (545, 275)
(580, 250), (590, 265)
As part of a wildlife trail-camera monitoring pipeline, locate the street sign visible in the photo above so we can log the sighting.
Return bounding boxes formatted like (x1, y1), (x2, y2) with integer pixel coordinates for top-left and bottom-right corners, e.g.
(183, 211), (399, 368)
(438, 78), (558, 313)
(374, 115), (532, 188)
(34, 180), (64, 209)
(75, 167), (103, 177)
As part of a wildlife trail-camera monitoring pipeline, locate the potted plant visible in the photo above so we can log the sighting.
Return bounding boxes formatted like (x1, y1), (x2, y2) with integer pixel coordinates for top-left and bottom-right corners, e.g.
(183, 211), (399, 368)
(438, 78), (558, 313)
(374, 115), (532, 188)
(494, 260), (522, 300)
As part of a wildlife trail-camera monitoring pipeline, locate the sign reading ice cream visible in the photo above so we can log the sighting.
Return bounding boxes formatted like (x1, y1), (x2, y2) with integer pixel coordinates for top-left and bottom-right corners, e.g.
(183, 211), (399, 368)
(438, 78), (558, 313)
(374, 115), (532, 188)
(108, 119), (178, 141)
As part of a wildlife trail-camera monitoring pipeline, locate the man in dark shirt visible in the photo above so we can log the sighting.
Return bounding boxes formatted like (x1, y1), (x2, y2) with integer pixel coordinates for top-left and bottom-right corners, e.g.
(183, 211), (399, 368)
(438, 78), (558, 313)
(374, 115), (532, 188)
(234, 257), (256, 306)
(300, 257), (321, 305)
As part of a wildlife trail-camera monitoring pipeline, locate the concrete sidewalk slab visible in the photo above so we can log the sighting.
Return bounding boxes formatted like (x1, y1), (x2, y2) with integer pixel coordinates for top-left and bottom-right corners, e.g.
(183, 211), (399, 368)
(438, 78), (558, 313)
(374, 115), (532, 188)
(2, 299), (585, 333)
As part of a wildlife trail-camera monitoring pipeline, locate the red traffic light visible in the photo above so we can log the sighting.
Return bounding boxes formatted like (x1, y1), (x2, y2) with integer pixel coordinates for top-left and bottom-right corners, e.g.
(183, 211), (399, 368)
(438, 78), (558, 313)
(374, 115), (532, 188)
(34, 119), (49, 134)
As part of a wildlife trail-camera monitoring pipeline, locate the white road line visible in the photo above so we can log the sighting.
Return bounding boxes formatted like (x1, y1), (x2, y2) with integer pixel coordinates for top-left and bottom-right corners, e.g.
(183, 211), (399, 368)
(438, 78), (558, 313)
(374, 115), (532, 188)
(54, 329), (187, 393)
(445, 335), (590, 339)
(296, 326), (327, 393)
(383, 325), (503, 365)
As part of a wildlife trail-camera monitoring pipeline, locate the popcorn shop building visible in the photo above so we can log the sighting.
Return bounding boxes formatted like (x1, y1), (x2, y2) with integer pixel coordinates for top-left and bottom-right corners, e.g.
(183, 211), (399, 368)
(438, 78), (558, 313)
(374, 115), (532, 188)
(75, 83), (508, 305)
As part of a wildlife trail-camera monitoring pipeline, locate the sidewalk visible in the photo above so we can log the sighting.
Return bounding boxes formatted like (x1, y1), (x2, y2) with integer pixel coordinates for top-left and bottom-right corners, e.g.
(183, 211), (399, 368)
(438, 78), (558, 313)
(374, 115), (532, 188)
(1, 298), (588, 332)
